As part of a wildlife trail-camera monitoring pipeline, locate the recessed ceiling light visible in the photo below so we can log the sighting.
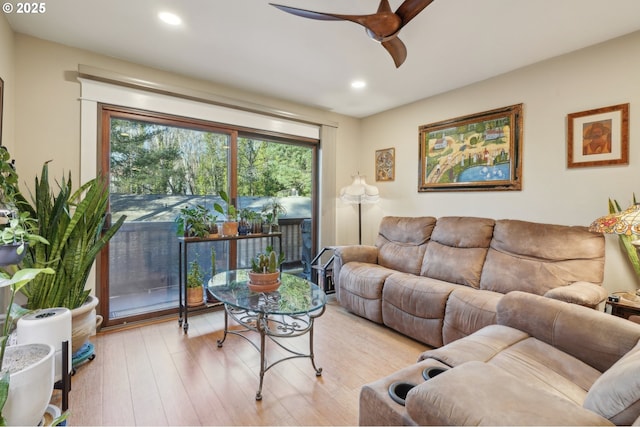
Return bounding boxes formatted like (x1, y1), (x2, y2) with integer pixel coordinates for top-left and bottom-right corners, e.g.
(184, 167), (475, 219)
(351, 80), (366, 89)
(158, 11), (182, 26)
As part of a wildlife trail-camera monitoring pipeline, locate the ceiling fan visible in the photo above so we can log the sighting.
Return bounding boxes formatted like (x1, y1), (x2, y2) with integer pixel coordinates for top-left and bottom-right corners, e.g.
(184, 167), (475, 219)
(270, 0), (435, 68)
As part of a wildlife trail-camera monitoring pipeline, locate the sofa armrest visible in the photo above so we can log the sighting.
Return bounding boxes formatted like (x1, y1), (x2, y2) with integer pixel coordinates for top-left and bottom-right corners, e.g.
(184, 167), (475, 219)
(405, 361), (613, 426)
(333, 245), (378, 292)
(544, 281), (608, 308)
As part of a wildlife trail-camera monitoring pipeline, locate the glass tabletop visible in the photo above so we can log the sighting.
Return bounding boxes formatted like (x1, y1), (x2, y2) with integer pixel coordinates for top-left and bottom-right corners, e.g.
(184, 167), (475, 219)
(208, 270), (326, 315)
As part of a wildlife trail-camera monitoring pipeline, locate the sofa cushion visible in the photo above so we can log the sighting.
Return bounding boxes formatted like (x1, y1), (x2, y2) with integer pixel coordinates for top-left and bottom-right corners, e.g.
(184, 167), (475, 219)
(405, 362), (612, 426)
(419, 324), (529, 366)
(382, 273), (456, 347)
(339, 262), (397, 323)
(490, 337), (601, 405)
(480, 219), (605, 295)
(376, 216), (436, 274)
(441, 288), (501, 345)
(420, 216), (494, 288)
(583, 343), (640, 425)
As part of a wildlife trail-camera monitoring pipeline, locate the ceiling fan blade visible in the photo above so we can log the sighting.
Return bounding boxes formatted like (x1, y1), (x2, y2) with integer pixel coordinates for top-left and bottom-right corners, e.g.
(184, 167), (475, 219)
(382, 37), (407, 68)
(395, 0), (435, 27)
(271, 3), (401, 38)
(269, 3), (344, 21)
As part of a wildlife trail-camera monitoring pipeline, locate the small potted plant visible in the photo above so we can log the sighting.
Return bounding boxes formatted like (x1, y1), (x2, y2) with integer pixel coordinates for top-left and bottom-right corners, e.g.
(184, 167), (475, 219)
(238, 208), (253, 236)
(0, 213), (48, 265)
(262, 198), (286, 233)
(208, 213), (219, 238)
(214, 190), (238, 236)
(186, 257), (204, 307)
(175, 204), (210, 238)
(248, 245), (285, 292)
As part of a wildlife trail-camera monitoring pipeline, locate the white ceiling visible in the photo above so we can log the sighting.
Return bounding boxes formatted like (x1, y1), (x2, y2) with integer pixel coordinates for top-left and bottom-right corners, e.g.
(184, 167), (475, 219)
(7, 0), (640, 118)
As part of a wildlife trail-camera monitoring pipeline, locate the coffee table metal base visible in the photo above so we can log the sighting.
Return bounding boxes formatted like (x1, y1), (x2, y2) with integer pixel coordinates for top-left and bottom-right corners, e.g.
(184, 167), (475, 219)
(217, 304), (325, 400)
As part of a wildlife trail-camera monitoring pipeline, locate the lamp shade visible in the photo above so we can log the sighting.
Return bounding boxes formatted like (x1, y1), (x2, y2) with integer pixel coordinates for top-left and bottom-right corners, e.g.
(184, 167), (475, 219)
(339, 174), (379, 205)
(589, 203), (640, 235)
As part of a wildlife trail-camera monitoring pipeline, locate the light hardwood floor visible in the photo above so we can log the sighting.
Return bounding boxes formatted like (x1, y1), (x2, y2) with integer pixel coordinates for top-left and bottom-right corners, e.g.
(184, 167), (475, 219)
(52, 297), (427, 426)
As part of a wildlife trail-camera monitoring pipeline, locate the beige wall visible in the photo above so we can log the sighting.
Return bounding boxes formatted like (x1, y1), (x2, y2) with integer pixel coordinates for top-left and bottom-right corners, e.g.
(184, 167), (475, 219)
(357, 30), (640, 295)
(0, 14), (14, 150)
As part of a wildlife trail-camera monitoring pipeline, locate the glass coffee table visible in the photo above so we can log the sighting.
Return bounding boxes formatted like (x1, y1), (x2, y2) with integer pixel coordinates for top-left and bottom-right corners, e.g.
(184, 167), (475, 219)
(208, 270), (327, 400)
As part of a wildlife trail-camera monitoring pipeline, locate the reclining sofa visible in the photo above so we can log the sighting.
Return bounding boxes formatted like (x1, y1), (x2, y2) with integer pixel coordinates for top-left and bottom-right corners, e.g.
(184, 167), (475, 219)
(334, 216), (607, 348)
(359, 291), (640, 425)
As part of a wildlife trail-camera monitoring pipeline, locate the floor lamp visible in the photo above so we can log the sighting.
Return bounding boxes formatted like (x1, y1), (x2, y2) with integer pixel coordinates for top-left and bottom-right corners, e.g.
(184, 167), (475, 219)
(339, 173), (379, 245)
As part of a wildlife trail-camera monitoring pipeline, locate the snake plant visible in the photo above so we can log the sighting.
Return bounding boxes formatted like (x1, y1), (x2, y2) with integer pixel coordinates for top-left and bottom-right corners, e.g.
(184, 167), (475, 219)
(19, 162), (126, 310)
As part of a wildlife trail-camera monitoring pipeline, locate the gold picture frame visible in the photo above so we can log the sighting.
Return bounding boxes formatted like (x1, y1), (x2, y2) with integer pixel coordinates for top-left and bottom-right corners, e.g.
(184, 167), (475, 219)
(375, 147), (395, 181)
(418, 104), (523, 192)
(567, 103), (629, 168)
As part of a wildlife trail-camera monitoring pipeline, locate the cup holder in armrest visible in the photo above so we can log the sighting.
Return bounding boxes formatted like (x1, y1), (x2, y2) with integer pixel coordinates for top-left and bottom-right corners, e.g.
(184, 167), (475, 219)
(422, 366), (448, 380)
(388, 381), (417, 406)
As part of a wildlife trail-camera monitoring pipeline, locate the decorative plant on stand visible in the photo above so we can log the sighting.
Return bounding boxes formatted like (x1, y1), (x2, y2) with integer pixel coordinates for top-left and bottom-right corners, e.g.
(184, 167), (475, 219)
(261, 198), (286, 233)
(186, 257), (204, 307)
(214, 190), (238, 236)
(19, 162), (126, 356)
(175, 204), (210, 238)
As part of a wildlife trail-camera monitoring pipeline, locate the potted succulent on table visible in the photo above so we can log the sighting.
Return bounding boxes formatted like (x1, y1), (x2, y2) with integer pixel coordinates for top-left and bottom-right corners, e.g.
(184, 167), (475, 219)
(186, 258), (204, 307)
(214, 190), (238, 236)
(19, 162), (126, 356)
(248, 245), (285, 292)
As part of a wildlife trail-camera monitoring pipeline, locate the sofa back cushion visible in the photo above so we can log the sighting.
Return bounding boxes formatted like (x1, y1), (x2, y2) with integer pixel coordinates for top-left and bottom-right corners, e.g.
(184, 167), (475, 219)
(420, 216), (495, 288)
(480, 219), (605, 295)
(375, 216), (436, 275)
(497, 291), (640, 373)
(583, 343), (640, 425)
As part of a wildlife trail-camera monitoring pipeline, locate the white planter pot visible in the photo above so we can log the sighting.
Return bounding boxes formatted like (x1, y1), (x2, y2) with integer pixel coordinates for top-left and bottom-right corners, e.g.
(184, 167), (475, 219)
(71, 295), (102, 355)
(2, 342), (55, 426)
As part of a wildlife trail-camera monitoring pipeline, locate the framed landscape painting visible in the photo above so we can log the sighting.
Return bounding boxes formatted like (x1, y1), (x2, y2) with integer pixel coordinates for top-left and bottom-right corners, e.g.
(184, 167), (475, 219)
(418, 104), (523, 192)
(567, 103), (629, 168)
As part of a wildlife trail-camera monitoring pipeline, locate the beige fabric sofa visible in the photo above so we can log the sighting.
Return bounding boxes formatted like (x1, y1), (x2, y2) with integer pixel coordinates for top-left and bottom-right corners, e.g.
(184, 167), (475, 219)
(359, 291), (640, 426)
(334, 216), (607, 348)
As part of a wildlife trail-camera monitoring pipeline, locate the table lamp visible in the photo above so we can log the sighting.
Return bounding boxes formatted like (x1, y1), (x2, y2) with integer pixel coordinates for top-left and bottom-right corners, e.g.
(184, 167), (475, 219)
(340, 173), (379, 245)
(589, 202), (640, 280)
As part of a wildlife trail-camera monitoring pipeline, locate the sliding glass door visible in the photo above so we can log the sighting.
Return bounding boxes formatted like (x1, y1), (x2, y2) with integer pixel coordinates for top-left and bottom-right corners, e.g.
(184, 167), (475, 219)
(99, 105), (316, 327)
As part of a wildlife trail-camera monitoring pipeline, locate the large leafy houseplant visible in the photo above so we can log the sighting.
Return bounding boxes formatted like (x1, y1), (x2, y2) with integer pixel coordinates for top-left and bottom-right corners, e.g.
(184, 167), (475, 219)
(20, 162), (126, 310)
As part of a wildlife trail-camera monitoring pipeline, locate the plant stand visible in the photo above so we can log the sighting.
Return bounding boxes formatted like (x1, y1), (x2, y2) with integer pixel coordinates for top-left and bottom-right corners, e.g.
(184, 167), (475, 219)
(178, 232), (283, 333)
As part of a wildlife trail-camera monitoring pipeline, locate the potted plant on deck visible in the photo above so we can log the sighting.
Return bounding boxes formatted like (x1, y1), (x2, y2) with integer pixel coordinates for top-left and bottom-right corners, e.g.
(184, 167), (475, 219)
(19, 162), (126, 356)
(214, 190), (238, 236)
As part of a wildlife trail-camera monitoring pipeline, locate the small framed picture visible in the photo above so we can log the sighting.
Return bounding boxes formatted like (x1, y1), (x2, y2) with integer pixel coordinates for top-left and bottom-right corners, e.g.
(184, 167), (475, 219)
(375, 147), (395, 181)
(567, 103), (629, 168)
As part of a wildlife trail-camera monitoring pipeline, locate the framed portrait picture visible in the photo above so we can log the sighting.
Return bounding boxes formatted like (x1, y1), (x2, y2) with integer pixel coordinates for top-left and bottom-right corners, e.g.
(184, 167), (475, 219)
(375, 147), (395, 181)
(418, 104), (523, 192)
(567, 103), (629, 168)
